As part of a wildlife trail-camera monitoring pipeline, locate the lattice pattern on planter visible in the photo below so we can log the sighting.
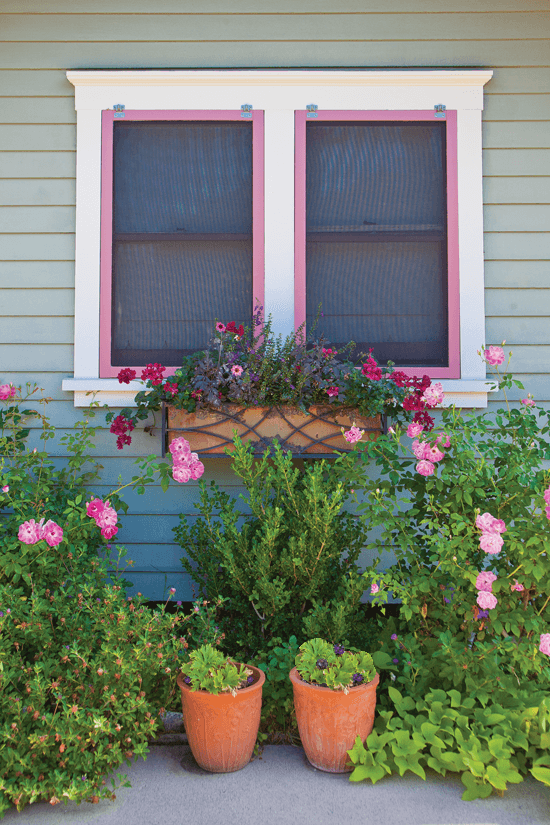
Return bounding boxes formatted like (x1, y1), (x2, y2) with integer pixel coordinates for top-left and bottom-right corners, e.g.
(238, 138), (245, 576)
(162, 404), (384, 458)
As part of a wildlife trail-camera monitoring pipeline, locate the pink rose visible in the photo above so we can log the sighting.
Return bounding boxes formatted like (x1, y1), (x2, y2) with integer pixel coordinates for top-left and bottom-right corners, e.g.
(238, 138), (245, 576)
(172, 465), (192, 484)
(422, 383), (444, 408)
(189, 461), (205, 480)
(475, 571), (497, 592)
(86, 498), (105, 519)
(479, 533), (504, 555)
(343, 426), (364, 444)
(426, 444), (445, 463)
(539, 634), (550, 656)
(543, 487), (550, 505)
(484, 346), (505, 366)
(370, 582), (379, 595)
(546, 506), (550, 521)
(96, 507), (118, 529)
(412, 440), (430, 460)
(476, 591), (498, 610)
(100, 525), (118, 540)
(520, 397), (535, 408)
(18, 519), (40, 545)
(476, 513), (506, 534)
(511, 580), (524, 592)
(42, 520), (63, 548)
(2, 485), (9, 493)
(407, 422), (424, 438)
(416, 460), (435, 477)
(231, 365), (243, 377)
(169, 437), (191, 459)
(0, 384), (16, 400)
(435, 433), (451, 449)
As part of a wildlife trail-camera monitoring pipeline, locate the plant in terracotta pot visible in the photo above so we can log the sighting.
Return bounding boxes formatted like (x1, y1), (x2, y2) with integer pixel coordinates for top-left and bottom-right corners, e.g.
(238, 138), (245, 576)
(177, 643), (265, 773)
(289, 638), (380, 773)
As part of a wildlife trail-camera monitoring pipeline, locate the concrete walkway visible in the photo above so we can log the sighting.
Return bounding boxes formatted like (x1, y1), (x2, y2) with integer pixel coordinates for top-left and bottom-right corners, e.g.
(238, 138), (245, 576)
(3, 733), (549, 825)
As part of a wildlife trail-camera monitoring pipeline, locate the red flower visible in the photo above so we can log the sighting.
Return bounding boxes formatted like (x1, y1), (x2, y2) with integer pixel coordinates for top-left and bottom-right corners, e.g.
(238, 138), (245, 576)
(412, 409), (435, 431)
(389, 370), (408, 387)
(361, 355), (382, 381)
(163, 381), (178, 397)
(326, 386), (339, 397)
(117, 368), (137, 384)
(141, 363), (165, 386)
(225, 322), (244, 337)
(403, 394), (425, 412)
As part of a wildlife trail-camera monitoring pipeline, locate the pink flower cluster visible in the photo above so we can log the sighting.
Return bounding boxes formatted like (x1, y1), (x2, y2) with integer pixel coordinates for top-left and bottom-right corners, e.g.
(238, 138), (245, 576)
(476, 512), (506, 555)
(361, 351), (382, 382)
(540, 634), (550, 656)
(421, 382), (444, 408)
(86, 498), (119, 540)
(169, 437), (205, 484)
(410, 429), (450, 477)
(141, 363), (165, 386)
(543, 486), (550, 520)
(484, 346), (505, 366)
(343, 426), (364, 445)
(511, 579), (524, 592)
(475, 570), (498, 610)
(0, 384), (16, 400)
(326, 386), (339, 397)
(109, 414), (135, 450)
(18, 518), (63, 548)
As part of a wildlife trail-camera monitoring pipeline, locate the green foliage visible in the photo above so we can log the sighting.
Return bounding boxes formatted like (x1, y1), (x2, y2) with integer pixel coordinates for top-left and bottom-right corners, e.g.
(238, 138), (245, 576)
(173, 436), (373, 661)
(294, 638), (376, 691)
(346, 686), (550, 801)
(179, 643), (254, 695)
(255, 636), (301, 745)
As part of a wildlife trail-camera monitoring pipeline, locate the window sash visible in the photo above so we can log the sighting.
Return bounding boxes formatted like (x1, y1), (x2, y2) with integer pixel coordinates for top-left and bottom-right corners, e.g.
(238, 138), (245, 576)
(99, 109), (264, 378)
(294, 109), (460, 379)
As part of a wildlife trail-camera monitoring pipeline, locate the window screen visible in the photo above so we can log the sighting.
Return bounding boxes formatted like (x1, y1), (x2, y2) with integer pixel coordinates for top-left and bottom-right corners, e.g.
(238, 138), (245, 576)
(111, 121), (253, 366)
(306, 121), (448, 367)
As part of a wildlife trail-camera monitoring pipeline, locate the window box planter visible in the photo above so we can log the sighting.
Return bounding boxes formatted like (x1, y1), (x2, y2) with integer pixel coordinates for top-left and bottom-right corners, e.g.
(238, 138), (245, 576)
(163, 403), (384, 458)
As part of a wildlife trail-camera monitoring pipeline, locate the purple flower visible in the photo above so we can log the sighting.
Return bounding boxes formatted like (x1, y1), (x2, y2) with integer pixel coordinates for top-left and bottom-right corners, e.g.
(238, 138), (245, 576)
(392, 658), (399, 664)
(316, 658), (329, 670)
(183, 676), (191, 685)
(177, 601), (182, 606)
(246, 675), (254, 685)
(391, 634), (397, 640)
(333, 644), (345, 656)
(352, 673), (364, 685)
(477, 609), (489, 619)
(0, 612), (3, 617)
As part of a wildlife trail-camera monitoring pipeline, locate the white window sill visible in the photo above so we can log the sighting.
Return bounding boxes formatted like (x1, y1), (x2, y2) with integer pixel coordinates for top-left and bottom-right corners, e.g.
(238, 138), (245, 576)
(62, 378), (497, 409)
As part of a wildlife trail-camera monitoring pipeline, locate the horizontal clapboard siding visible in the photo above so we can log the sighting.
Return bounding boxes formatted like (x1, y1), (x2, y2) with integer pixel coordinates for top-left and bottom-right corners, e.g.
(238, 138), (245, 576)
(0, 0), (548, 599)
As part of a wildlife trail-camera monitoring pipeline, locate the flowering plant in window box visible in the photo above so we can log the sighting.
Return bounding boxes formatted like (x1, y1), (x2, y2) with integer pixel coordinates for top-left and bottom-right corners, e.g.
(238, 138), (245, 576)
(107, 308), (438, 455)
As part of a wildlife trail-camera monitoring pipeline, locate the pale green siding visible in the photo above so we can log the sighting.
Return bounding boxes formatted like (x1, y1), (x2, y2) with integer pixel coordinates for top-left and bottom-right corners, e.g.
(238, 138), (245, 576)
(0, 0), (548, 599)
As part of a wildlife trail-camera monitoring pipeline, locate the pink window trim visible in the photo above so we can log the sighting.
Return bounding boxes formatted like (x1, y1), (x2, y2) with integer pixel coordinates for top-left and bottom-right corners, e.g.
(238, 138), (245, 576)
(99, 109), (265, 378)
(294, 110), (460, 380)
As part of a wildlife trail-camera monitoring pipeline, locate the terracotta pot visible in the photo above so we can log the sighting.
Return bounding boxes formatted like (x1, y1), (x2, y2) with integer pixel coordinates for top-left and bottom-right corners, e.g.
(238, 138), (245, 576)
(177, 664), (265, 773)
(289, 666), (380, 773)
(166, 404), (381, 457)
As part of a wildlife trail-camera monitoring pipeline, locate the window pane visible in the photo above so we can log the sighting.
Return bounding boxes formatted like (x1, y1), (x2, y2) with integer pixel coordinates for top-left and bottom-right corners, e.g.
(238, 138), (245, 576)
(112, 241), (252, 365)
(111, 121), (253, 366)
(306, 121), (447, 367)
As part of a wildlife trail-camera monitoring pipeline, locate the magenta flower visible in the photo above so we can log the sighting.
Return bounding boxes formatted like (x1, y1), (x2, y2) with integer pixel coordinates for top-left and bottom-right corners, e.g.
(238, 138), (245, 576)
(484, 346), (505, 366)
(231, 365), (243, 377)
(0, 384), (16, 400)
(520, 397), (535, 408)
(416, 460), (435, 477)
(100, 525), (118, 540)
(343, 426), (364, 444)
(412, 440), (430, 461)
(511, 580), (524, 592)
(326, 386), (339, 397)
(18, 519), (40, 545)
(189, 460), (205, 480)
(476, 591), (498, 610)
(86, 498), (105, 519)
(169, 587), (176, 594)
(2, 485), (9, 493)
(435, 432), (451, 449)
(539, 634), (550, 656)
(422, 383), (444, 408)
(543, 487), (550, 506)
(425, 444), (445, 463)
(173, 465), (192, 484)
(169, 437), (191, 459)
(96, 507), (118, 529)
(407, 422), (424, 438)
(216, 322), (226, 333)
(475, 571), (497, 592)
(370, 582), (380, 595)
(117, 368), (137, 384)
(479, 533), (504, 555)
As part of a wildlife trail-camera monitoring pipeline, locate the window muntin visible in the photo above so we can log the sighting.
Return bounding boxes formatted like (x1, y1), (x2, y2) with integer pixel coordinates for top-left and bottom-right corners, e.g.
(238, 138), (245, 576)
(99, 110), (264, 377)
(295, 110), (460, 378)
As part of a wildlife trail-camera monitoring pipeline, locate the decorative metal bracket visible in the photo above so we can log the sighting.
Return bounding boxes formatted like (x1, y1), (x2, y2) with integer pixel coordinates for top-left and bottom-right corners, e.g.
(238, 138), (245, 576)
(240, 104), (253, 118)
(306, 104), (318, 118)
(113, 103), (125, 119)
(434, 104), (446, 118)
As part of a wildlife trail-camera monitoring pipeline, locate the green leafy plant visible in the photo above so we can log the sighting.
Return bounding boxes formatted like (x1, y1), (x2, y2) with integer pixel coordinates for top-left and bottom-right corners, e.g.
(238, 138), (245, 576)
(255, 636), (301, 746)
(295, 638), (376, 692)
(173, 436), (376, 662)
(346, 685), (550, 799)
(179, 643), (255, 696)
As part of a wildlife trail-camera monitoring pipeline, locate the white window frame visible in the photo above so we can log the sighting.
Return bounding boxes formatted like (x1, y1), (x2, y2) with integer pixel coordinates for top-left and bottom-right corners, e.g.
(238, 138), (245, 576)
(63, 69), (494, 408)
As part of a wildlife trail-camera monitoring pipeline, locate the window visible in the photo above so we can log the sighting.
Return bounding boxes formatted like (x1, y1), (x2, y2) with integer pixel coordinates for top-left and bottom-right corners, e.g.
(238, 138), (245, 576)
(64, 70), (493, 407)
(99, 110), (264, 377)
(295, 110), (459, 377)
